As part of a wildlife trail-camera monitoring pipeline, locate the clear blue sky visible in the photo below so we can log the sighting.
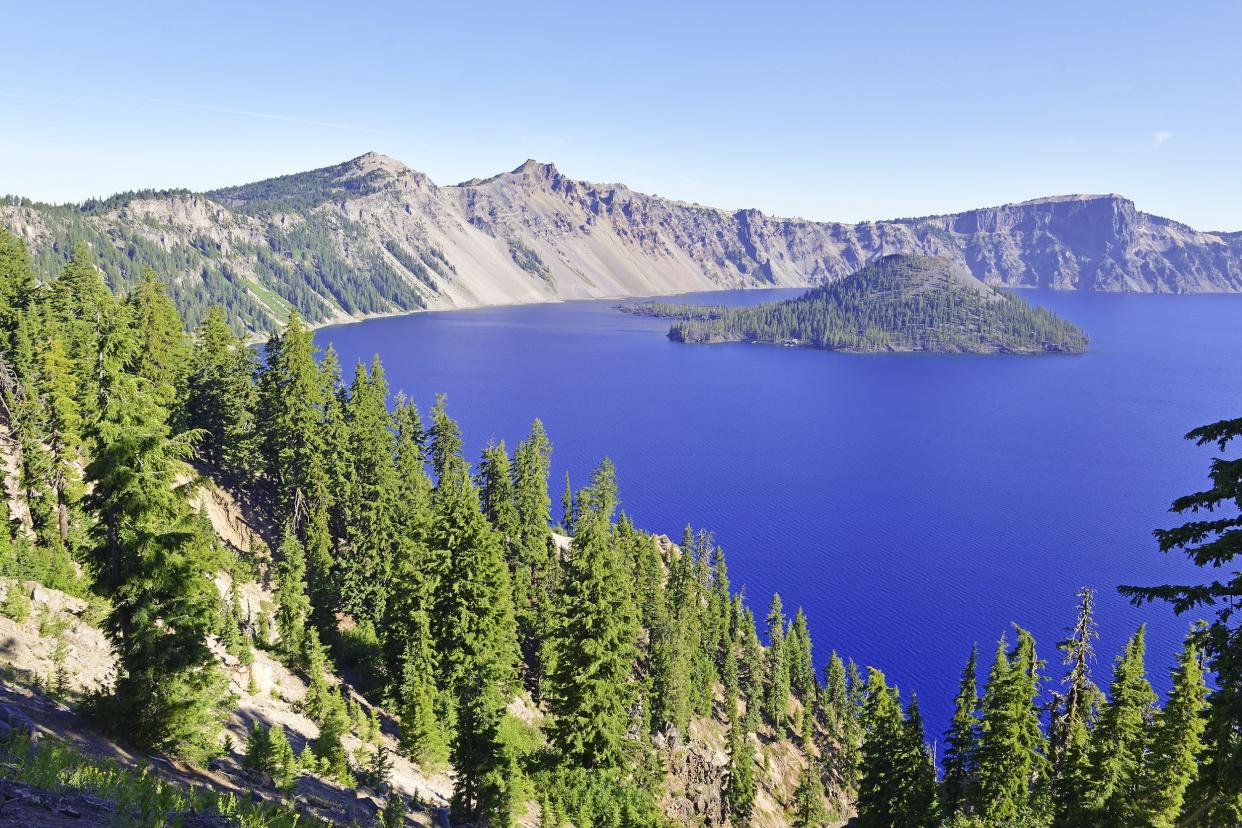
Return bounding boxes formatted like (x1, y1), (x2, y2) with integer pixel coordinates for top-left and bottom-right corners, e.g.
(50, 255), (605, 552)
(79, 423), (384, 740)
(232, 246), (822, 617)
(3, 1), (1239, 229)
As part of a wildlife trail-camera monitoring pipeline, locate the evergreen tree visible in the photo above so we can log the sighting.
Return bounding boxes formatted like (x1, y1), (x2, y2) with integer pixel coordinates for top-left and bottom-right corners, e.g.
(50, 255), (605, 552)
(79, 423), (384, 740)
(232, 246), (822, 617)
(38, 334), (85, 553)
(856, 668), (906, 828)
(651, 529), (699, 734)
(726, 706), (759, 827)
(124, 267), (190, 411)
(339, 356), (398, 623)
(398, 606), (451, 770)
(787, 608), (816, 703)
(792, 760), (828, 828)
(546, 460), (638, 770)
(511, 420), (556, 691)
(901, 695), (939, 827)
(84, 301), (228, 761)
(184, 306), (257, 478)
(256, 311), (327, 517)
(972, 628), (1049, 824)
(318, 345), (352, 540)
(1088, 625), (1157, 826)
(303, 502), (337, 637)
(273, 528), (312, 660)
(267, 725), (298, 790)
(1137, 628), (1208, 827)
(428, 394), (463, 484)
(560, 471), (573, 535)
(313, 692), (353, 785)
(429, 462), (519, 823)
(382, 395), (435, 688)
(940, 645), (979, 819)
(1051, 587), (1102, 827)
(1120, 412), (1242, 825)
(821, 651), (858, 793)
(764, 593), (789, 732)
(301, 626), (335, 724)
(0, 228), (35, 353)
(478, 441), (520, 540)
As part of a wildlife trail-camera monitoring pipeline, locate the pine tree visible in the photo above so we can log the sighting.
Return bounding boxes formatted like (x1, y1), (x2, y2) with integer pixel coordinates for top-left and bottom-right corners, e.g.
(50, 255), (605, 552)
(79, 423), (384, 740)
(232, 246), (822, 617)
(243, 721), (272, 773)
(764, 593), (789, 732)
(398, 607), (451, 770)
(726, 706), (759, 827)
(313, 692), (353, 785)
(38, 334), (85, 554)
(1088, 625), (1157, 826)
(428, 394), (463, 485)
(303, 502), (337, 638)
(339, 356), (398, 623)
(0, 228), (35, 354)
(184, 306), (258, 479)
(49, 244), (113, 420)
(651, 530), (699, 734)
(1137, 628), (1208, 827)
(318, 345), (352, 539)
(821, 651), (857, 793)
(256, 311), (327, 517)
(792, 760), (828, 828)
(788, 608), (816, 703)
(301, 626), (335, 724)
(382, 395), (435, 688)
(1051, 588), (1101, 827)
(840, 658), (867, 796)
(1120, 412), (1242, 825)
(273, 528), (312, 659)
(901, 695), (938, 827)
(546, 460), (638, 770)
(972, 628), (1049, 824)
(560, 471), (573, 534)
(124, 267), (191, 411)
(429, 462), (519, 823)
(478, 441), (520, 540)
(84, 303), (228, 761)
(940, 645), (979, 818)
(267, 724), (298, 791)
(857, 668), (906, 827)
(511, 420), (556, 691)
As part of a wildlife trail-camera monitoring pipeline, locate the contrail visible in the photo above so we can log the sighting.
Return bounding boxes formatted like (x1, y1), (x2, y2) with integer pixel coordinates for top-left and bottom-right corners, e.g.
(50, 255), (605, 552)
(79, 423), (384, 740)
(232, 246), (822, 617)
(1, 89), (407, 137)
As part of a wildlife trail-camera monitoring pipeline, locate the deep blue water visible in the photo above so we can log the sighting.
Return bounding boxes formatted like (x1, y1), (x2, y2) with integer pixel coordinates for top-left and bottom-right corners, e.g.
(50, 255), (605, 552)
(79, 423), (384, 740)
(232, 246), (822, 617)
(315, 289), (1242, 736)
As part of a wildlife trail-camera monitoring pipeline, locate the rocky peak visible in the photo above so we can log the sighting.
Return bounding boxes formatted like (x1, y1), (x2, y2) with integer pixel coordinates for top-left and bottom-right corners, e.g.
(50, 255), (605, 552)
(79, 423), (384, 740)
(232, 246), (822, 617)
(511, 158), (558, 177)
(348, 151), (409, 174)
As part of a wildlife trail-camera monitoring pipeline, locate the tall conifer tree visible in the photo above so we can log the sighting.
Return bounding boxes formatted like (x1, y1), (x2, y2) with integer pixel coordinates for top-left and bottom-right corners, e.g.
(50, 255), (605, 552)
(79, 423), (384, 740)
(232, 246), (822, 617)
(1137, 628), (1208, 827)
(546, 460), (638, 770)
(940, 645), (979, 818)
(1088, 625), (1157, 826)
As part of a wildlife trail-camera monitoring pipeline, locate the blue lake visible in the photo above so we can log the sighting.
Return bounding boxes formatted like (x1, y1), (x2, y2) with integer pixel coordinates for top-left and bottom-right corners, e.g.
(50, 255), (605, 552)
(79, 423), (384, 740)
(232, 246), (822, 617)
(315, 288), (1242, 736)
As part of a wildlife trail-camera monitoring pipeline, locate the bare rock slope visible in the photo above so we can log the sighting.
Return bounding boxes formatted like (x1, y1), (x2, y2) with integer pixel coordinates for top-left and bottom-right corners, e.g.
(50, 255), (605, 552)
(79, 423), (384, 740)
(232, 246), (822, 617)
(4, 153), (1240, 334)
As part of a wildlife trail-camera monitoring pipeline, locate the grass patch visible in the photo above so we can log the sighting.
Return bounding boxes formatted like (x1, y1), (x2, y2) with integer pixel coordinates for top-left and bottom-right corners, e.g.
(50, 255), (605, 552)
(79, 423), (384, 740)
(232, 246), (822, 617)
(0, 733), (330, 827)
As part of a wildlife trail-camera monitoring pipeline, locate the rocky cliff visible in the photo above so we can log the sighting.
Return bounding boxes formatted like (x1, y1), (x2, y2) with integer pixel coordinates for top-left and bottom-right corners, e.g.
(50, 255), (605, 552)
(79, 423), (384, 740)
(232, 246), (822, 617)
(3, 153), (1239, 333)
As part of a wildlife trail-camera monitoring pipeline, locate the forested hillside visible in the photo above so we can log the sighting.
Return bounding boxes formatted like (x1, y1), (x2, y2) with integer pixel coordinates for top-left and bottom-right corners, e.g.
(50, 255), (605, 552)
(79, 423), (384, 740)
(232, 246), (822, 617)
(3, 153), (1241, 337)
(0, 225), (1239, 827)
(623, 255), (1089, 354)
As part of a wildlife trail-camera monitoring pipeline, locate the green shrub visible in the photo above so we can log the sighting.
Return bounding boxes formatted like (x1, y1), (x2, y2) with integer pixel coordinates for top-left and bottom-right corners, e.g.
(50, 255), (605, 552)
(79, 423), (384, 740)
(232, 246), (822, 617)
(1, 582), (31, 622)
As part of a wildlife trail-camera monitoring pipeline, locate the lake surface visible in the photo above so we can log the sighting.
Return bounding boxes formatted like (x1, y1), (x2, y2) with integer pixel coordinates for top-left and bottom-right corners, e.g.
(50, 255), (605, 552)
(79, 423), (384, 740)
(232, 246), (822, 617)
(316, 288), (1242, 735)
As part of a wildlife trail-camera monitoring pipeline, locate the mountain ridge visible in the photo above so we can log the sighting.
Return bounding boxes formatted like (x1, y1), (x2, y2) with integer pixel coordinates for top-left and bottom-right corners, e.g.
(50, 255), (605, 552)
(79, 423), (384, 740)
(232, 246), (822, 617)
(3, 152), (1240, 334)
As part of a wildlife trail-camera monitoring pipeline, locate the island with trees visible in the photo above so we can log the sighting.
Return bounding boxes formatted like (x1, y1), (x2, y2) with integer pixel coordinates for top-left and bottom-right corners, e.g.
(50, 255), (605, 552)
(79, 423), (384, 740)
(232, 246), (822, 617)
(622, 254), (1089, 355)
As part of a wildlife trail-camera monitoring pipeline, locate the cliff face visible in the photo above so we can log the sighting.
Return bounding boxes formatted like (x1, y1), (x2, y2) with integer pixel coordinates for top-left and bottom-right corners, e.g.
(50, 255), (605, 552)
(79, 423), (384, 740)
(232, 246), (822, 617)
(3, 153), (1239, 333)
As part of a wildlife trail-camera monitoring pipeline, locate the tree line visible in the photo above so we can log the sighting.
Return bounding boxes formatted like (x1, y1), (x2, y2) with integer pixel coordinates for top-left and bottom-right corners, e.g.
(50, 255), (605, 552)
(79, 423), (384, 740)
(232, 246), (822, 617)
(0, 226), (1237, 826)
